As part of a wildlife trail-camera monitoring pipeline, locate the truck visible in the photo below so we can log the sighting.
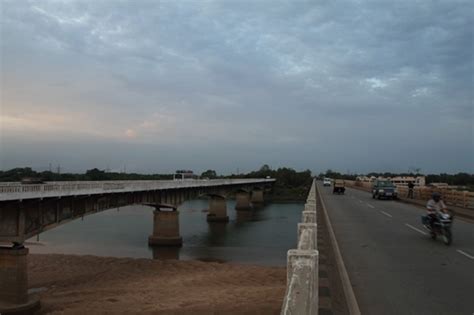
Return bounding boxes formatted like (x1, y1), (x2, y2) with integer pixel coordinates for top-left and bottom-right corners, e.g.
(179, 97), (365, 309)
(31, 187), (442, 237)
(333, 179), (345, 194)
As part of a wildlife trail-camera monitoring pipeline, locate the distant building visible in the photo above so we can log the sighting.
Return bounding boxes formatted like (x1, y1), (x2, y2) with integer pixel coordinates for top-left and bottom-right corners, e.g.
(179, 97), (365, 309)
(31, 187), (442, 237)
(356, 176), (374, 182)
(356, 175), (426, 187)
(173, 170), (198, 180)
(390, 176), (425, 187)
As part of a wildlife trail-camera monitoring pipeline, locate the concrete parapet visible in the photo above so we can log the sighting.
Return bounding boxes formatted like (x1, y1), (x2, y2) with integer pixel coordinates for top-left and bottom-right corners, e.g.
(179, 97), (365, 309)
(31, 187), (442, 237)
(305, 203), (316, 212)
(0, 247), (41, 314)
(302, 211), (316, 224)
(281, 249), (319, 315)
(148, 210), (183, 246)
(298, 223), (317, 250)
(281, 179), (318, 315)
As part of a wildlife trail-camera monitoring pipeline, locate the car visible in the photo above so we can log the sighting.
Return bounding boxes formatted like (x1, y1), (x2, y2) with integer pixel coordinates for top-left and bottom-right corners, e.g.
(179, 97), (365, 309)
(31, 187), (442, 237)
(333, 179), (345, 194)
(323, 178), (331, 186)
(372, 179), (398, 199)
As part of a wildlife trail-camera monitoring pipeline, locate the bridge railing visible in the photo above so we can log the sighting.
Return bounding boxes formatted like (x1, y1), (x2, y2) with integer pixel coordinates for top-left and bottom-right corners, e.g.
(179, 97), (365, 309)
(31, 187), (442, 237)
(281, 179), (319, 315)
(0, 179), (275, 201)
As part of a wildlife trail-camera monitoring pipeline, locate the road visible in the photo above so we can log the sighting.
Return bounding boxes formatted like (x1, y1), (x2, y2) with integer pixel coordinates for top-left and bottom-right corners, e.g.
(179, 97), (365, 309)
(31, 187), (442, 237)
(318, 183), (474, 315)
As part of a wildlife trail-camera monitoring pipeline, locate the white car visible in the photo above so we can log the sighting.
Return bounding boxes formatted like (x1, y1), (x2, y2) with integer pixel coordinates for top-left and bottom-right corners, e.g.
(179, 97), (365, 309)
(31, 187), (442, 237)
(323, 178), (331, 186)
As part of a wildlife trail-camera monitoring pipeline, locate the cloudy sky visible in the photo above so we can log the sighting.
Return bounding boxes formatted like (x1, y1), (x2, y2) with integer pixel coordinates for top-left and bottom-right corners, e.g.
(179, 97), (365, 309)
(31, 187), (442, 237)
(1, 0), (472, 174)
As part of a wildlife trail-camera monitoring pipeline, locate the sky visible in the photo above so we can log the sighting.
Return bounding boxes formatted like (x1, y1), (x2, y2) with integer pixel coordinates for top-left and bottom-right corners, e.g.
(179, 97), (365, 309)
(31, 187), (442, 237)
(0, 0), (473, 175)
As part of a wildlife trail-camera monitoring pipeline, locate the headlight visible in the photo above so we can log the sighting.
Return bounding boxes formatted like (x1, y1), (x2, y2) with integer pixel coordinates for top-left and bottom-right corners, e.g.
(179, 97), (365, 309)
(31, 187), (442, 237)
(379, 189), (384, 193)
(394, 189), (398, 194)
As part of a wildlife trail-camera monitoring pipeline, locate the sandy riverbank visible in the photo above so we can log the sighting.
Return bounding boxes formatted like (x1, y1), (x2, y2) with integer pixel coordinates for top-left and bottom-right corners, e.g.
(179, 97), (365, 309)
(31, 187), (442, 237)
(28, 254), (286, 314)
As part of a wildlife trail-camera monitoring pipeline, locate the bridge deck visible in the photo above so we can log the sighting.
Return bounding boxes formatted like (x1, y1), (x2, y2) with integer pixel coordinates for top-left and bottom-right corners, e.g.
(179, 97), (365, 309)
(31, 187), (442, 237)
(318, 183), (474, 315)
(0, 179), (275, 201)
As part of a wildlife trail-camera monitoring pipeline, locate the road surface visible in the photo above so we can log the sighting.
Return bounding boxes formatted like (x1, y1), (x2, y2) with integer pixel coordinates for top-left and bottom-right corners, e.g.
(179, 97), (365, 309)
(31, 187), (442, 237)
(319, 183), (474, 315)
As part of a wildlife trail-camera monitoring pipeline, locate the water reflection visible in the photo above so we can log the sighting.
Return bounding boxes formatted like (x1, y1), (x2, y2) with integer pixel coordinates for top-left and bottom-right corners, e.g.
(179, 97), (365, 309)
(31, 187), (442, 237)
(235, 210), (254, 223)
(28, 199), (303, 266)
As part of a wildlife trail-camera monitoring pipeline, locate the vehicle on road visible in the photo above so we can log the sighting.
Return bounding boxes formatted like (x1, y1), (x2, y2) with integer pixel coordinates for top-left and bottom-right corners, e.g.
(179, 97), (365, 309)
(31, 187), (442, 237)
(21, 177), (44, 184)
(333, 179), (345, 194)
(422, 212), (454, 245)
(323, 177), (331, 186)
(372, 179), (398, 199)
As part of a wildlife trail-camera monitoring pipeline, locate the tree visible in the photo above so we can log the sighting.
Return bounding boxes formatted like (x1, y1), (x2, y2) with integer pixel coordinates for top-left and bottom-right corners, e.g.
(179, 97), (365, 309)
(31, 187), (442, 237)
(259, 164), (271, 172)
(85, 168), (108, 180)
(201, 169), (217, 179)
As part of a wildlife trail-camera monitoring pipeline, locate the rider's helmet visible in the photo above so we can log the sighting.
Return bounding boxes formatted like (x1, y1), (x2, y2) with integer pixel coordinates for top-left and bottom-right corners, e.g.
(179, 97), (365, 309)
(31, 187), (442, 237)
(432, 192), (441, 202)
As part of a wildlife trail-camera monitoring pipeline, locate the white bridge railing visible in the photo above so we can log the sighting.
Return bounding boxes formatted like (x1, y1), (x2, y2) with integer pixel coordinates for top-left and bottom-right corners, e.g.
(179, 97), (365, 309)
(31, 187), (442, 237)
(281, 179), (319, 315)
(0, 178), (275, 201)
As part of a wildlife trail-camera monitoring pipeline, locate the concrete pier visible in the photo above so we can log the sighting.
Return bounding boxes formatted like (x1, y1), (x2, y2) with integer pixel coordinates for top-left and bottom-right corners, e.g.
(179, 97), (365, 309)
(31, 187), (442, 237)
(251, 188), (264, 205)
(235, 190), (252, 210)
(207, 195), (229, 222)
(148, 209), (183, 246)
(0, 246), (40, 314)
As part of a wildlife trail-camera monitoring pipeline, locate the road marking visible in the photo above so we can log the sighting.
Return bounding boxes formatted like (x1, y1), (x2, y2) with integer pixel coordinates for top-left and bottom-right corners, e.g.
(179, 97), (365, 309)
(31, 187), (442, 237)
(367, 203), (375, 209)
(457, 250), (474, 260)
(405, 223), (428, 235)
(380, 211), (392, 218)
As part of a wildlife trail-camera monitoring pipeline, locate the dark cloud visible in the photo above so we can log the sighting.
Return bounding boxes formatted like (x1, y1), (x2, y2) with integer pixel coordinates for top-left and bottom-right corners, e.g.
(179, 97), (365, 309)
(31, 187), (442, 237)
(1, 0), (472, 174)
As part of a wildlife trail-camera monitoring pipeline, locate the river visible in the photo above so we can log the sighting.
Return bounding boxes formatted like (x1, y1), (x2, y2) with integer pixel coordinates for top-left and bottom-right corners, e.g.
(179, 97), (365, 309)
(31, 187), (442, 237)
(28, 200), (302, 266)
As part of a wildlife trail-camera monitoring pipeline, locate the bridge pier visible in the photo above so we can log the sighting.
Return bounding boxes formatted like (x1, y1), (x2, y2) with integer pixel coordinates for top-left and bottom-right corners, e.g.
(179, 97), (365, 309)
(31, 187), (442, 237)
(0, 246), (40, 314)
(207, 195), (229, 222)
(251, 188), (264, 206)
(148, 209), (182, 246)
(235, 190), (252, 211)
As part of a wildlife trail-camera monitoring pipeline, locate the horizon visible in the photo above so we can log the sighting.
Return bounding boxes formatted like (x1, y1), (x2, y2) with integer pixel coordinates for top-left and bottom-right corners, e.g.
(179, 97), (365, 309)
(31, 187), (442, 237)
(0, 165), (471, 177)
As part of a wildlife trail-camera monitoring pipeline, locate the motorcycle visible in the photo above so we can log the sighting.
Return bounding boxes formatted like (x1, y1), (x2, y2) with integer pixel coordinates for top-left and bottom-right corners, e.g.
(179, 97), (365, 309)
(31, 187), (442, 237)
(422, 211), (454, 245)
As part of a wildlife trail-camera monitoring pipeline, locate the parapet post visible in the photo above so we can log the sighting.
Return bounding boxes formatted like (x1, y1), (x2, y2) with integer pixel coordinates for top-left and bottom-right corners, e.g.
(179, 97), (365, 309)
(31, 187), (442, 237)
(282, 249), (319, 315)
(0, 246), (40, 314)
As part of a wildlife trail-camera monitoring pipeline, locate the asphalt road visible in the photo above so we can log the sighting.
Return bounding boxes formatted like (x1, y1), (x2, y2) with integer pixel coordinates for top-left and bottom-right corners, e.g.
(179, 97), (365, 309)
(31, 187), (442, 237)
(318, 183), (474, 315)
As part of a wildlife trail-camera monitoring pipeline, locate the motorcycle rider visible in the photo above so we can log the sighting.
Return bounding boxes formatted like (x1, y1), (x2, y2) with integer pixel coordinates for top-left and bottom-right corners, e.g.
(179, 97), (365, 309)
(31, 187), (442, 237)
(425, 192), (447, 230)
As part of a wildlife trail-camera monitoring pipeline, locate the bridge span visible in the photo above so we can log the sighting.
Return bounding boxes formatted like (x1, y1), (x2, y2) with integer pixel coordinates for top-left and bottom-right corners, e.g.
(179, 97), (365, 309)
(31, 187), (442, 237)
(0, 178), (274, 313)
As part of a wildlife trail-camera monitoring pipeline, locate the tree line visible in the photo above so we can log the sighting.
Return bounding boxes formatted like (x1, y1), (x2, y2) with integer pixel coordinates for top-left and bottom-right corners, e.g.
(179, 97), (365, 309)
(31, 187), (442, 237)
(2, 166), (472, 188)
(0, 168), (174, 182)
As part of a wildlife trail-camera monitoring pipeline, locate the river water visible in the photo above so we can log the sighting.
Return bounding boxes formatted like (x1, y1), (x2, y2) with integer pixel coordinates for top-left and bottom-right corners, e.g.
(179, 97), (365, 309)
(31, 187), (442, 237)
(28, 200), (302, 266)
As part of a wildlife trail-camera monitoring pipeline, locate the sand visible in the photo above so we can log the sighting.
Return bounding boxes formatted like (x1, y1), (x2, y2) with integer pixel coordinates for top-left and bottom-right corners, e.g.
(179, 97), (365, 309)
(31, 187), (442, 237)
(28, 254), (286, 314)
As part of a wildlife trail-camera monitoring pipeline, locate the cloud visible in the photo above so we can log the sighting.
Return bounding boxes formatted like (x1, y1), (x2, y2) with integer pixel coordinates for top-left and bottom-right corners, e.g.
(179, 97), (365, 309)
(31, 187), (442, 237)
(0, 0), (472, 173)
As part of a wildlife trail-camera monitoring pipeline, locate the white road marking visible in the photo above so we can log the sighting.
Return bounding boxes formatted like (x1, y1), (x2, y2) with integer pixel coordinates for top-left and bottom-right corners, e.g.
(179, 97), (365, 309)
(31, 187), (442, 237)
(457, 250), (474, 260)
(405, 223), (428, 236)
(380, 211), (392, 218)
(367, 203), (375, 209)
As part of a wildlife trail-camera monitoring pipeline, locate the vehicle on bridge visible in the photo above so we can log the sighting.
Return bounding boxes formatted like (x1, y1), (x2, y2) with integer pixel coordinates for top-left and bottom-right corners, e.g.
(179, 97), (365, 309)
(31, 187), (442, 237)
(372, 179), (398, 199)
(323, 177), (331, 186)
(422, 211), (454, 245)
(21, 177), (44, 184)
(332, 179), (345, 194)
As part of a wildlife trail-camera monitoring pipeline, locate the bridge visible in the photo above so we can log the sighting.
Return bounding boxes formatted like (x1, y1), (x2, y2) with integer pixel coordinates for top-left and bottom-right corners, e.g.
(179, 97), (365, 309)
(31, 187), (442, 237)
(0, 178), (274, 313)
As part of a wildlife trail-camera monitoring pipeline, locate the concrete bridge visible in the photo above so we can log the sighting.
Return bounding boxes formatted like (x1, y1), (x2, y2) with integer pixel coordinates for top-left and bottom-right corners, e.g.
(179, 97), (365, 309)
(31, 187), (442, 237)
(0, 178), (274, 314)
